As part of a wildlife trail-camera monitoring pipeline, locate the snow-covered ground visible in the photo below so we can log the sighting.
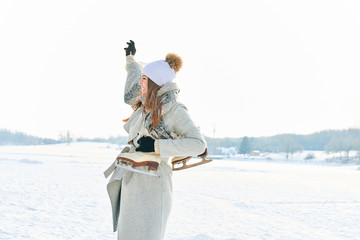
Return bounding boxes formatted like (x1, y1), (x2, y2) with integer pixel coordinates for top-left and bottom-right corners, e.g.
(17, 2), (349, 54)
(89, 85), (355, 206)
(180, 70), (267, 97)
(0, 142), (359, 240)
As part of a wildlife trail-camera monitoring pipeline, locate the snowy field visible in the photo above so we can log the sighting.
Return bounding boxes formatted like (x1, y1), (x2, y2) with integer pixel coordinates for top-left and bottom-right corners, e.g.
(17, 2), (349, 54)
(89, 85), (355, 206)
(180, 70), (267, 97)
(0, 142), (360, 240)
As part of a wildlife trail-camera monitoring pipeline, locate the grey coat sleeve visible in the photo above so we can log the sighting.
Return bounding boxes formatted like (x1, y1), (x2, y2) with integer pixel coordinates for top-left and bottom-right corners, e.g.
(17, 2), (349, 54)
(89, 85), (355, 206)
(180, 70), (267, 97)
(155, 104), (206, 157)
(124, 55), (142, 108)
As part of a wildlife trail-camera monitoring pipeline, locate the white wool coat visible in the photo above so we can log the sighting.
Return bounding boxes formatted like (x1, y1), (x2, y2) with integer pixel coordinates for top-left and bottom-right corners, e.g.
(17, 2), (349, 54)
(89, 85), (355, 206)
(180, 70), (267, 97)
(104, 55), (206, 240)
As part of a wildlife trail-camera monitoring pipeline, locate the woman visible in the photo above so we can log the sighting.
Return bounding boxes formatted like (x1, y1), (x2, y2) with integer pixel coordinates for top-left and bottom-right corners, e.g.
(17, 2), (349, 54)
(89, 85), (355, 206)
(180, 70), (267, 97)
(104, 40), (206, 240)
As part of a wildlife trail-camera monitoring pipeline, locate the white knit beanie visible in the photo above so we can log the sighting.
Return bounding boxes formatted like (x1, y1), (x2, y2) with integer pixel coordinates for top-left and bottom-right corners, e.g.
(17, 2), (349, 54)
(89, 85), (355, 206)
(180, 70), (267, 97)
(142, 53), (183, 86)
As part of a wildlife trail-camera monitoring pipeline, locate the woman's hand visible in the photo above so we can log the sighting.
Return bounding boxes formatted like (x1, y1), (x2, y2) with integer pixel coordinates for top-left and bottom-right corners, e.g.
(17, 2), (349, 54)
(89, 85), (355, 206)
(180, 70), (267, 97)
(124, 40), (136, 56)
(135, 136), (155, 152)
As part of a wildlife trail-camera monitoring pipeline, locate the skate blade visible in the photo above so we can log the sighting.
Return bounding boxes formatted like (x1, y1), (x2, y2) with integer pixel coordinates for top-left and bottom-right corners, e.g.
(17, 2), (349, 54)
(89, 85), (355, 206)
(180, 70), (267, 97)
(172, 157), (213, 171)
(115, 162), (160, 177)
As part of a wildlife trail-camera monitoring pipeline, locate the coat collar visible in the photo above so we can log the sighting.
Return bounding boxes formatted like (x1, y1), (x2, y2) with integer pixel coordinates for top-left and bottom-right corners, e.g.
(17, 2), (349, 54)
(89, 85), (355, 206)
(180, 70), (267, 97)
(157, 82), (180, 98)
(141, 82), (180, 116)
(158, 82), (180, 116)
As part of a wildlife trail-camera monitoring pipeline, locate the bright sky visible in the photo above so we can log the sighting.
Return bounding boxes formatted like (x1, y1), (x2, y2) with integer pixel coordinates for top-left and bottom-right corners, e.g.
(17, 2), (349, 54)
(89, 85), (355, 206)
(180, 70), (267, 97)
(1, 0), (360, 139)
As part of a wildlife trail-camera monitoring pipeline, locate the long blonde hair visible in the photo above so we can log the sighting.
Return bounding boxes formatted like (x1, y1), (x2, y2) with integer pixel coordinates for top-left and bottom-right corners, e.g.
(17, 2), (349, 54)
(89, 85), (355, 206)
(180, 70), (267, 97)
(123, 79), (162, 126)
(143, 78), (162, 126)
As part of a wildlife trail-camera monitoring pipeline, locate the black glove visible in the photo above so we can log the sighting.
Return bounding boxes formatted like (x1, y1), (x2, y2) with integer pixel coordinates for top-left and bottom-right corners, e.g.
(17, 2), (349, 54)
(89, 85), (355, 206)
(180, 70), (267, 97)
(124, 40), (136, 56)
(135, 136), (155, 152)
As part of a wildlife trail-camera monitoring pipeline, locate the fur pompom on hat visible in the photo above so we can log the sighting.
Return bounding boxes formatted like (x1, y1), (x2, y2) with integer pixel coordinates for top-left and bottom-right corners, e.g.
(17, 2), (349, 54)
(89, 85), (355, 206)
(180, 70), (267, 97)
(165, 53), (183, 73)
(142, 53), (183, 86)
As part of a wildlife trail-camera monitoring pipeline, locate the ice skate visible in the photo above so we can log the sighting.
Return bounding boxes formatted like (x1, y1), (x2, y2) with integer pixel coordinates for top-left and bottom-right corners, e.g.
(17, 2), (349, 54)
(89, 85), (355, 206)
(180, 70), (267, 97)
(115, 152), (161, 177)
(171, 149), (213, 171)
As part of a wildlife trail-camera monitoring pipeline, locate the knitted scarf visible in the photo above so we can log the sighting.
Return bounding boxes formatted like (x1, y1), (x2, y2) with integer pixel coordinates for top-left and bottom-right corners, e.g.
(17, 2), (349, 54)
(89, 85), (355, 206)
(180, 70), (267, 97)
(143, 82), (180, 140)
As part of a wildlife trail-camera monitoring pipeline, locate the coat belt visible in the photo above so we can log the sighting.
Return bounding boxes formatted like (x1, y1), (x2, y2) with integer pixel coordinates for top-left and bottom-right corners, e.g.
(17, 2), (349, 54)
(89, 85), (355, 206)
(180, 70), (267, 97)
(103, 161), (116, 178)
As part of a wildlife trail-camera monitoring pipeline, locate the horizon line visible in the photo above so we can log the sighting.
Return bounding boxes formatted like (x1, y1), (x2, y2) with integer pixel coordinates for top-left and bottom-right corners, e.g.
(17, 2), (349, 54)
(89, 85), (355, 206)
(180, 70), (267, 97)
(1, 127), (360, 141)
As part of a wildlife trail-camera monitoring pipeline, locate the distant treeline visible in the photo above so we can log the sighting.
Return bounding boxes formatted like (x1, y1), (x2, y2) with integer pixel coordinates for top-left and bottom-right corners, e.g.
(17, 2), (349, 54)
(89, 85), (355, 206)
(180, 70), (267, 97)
(0, 129), (131, 146)
(76, 136), (128, 145)
(205, 128), (360, 155)
(1, 129), (360, 155)
(0, 129), (128, 146)
(0, 129), (58, 145)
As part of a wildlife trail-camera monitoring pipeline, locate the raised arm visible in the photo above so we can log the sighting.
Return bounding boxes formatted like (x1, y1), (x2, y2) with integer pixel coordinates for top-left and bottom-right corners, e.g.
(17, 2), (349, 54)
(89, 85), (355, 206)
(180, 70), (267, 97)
(123, 40), (142, 108)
